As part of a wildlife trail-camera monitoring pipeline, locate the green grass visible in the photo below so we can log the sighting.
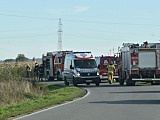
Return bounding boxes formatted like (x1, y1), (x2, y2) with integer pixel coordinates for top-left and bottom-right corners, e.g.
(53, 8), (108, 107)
(0, 84), (86, 120)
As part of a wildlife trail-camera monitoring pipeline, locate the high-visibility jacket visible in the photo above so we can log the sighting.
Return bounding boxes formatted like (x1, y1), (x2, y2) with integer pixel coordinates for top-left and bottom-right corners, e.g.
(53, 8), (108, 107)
(26, 65), (31, 72)
(107, 64), (115, 73)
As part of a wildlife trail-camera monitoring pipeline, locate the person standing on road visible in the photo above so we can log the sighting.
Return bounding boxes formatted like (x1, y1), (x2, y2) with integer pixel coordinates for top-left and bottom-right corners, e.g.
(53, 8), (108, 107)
(107, 61), (115, 84)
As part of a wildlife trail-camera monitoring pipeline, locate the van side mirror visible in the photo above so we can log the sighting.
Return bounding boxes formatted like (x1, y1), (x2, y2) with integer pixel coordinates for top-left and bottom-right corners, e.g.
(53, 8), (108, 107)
(70, 65), (73, 69)
(98, 64), (100, 69)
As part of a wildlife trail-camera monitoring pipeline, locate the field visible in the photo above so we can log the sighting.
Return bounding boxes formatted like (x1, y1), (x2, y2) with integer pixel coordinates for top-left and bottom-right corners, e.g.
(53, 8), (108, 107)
(0, 62), (86, 120)
(0, 61), (45, 107)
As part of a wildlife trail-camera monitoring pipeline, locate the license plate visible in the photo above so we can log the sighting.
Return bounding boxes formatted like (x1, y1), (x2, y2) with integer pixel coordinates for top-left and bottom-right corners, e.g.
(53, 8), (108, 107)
(86, 80), (92, 82)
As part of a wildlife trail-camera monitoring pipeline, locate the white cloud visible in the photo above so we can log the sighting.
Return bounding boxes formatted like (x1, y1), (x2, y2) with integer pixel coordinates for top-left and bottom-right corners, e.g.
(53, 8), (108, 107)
(74, 6), (90, 13)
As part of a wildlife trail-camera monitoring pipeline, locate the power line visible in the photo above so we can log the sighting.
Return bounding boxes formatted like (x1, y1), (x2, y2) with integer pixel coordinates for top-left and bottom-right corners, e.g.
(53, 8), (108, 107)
(0, 13), (160, 27)
(0, 13), (58, 21)
(63, 19), (160, 27)
(0, 34), (57, 39)
(0, 28), (47, 33)
(0, 32), (158, 41)
(0, 9), (157, 21)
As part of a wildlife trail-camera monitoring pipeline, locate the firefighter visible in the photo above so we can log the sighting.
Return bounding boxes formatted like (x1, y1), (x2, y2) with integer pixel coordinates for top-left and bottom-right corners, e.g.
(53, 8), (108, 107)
(107, 61), (115, 84)
(38, 64), (44, 81)
(34, 62), (39, 80)
(143, 41), (148, 48)
(26, 64), (31, 78)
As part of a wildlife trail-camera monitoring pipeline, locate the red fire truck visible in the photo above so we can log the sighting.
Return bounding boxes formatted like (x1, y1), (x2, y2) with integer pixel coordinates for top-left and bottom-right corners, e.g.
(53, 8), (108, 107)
(118, 42), (160, 86)
(42, 51), (72, 81)
(95, 55), (120, 81)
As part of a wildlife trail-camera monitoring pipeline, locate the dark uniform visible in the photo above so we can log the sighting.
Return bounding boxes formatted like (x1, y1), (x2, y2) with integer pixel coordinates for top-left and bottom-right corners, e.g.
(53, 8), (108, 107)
(38, 64), (44, 81)
(34, 63), (39, 80)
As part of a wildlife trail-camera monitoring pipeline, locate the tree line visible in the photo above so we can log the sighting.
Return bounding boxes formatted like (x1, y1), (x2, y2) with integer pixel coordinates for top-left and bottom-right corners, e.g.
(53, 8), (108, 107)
(4, 54), (35, 62)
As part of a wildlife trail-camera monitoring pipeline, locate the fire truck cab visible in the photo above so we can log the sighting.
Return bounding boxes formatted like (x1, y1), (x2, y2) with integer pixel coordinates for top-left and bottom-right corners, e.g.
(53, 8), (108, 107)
(42, 51), (71, 81)
(95, 55), (119, 81)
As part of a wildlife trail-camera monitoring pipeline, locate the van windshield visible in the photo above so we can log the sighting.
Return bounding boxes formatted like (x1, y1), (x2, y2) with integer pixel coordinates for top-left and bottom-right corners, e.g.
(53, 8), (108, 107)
(101, 58), (118, 66)
(74, 59), (97, 68)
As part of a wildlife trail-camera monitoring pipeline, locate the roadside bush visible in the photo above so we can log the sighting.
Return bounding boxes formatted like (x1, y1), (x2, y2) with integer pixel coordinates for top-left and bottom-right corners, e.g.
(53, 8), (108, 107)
(0, 80), (45, 107)
(0, 62), (46, 107)
(0, 62), (36, 81)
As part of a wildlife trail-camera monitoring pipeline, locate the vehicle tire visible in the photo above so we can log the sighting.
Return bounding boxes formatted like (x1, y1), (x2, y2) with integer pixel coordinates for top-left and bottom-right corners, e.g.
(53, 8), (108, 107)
(119, 79), (124, 85)
(95, 82), (100, 86)
(64, 77), (69, 86)
(86, 83), (90, 85)
(115, 78), (119, 82)
(151, 81), (156, 85)
(48, 76), (54, 81)
(57, 72), (62, 81)
(126, 77), (135, 86)
(126, 81), (131, 86)
(73, 77), (77, 86)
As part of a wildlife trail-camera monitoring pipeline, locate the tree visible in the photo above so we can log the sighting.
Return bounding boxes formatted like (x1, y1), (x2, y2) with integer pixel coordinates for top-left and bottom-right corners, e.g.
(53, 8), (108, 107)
(4, 59), (15, 62)
(16, 54), (28, 62)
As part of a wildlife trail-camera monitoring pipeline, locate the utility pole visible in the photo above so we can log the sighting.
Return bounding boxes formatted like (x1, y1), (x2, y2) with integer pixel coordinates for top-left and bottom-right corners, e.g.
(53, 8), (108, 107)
(109, 49), (111, 55)
(113, 47), (115, 55)
(57, 18), (63, 51)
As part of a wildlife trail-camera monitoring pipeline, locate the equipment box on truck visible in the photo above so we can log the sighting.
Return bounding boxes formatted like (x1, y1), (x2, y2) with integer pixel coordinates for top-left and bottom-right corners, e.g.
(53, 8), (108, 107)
(63, 51), (100, 86)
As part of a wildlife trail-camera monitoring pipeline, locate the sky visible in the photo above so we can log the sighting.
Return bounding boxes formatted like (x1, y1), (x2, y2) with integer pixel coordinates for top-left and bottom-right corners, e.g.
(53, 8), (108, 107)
(0, 0), (160, 60)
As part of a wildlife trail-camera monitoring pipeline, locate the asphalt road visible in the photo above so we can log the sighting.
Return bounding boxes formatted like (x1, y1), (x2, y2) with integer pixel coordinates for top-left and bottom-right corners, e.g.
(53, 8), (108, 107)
(14, 82), (160, 120)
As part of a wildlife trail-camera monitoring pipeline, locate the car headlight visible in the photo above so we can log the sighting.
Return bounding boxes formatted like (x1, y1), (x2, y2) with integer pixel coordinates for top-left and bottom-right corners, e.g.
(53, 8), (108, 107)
(97, 72), (99, 76)
(77, 72), (80, 76)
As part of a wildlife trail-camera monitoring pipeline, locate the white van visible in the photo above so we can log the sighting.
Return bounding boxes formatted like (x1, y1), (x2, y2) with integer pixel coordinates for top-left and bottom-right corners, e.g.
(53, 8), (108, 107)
(63, 51), (100, 86)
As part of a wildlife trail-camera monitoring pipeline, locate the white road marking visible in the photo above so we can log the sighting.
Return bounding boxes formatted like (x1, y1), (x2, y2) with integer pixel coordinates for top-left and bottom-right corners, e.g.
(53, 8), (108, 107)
(13, 88), (90, 120)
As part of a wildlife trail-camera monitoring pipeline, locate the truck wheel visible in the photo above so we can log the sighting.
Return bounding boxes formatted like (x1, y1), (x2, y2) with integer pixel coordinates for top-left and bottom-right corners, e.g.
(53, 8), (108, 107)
(86, 83), (90, 85)
(48, 76), (54, 81)
(126, 79), (135, 86)
(115, 78), (119, 82)
(95, 82), (100, 86)
(126, 81), (130, 86)
(73, 77), (77, 86)
(57, 72), (62, 81)
(151, 81), (158, 85)
(119, 79), (124, 85)
(64, 77), (69, 86)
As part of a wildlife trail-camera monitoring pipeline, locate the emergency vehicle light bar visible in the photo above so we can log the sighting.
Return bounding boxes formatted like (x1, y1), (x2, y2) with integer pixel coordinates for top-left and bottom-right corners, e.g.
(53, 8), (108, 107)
(73, 51), (91, 54)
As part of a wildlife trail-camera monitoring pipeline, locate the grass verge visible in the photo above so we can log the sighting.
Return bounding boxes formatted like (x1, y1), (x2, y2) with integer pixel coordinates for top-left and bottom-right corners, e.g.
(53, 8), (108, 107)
(0, 84), (86, 120)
